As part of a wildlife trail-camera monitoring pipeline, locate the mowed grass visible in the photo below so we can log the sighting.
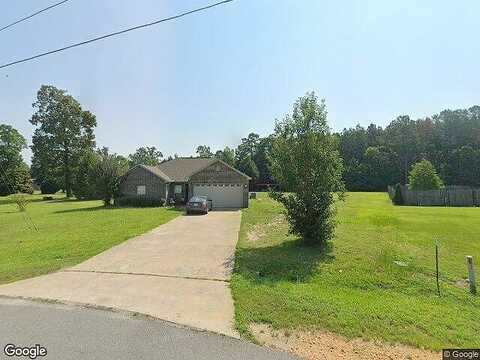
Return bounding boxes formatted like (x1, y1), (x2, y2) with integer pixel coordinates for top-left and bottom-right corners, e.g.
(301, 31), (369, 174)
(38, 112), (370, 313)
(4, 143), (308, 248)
(0, 194), (180, 284)
(231, 192), (480, 350)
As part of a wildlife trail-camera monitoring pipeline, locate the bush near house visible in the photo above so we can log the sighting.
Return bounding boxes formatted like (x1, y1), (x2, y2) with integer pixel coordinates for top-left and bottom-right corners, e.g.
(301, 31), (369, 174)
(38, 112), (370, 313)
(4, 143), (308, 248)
(114, 196), (165, 207)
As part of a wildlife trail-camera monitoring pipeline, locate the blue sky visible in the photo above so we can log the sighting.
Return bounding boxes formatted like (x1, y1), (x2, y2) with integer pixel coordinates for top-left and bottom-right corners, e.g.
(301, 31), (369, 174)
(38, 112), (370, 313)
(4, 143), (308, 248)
(1, 0), (479, 162)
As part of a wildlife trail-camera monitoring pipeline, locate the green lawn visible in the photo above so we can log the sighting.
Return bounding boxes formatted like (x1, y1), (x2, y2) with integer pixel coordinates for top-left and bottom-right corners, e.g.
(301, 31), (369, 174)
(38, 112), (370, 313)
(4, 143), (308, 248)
(0, 194), (180, 284)
(231, 192), (480, 350)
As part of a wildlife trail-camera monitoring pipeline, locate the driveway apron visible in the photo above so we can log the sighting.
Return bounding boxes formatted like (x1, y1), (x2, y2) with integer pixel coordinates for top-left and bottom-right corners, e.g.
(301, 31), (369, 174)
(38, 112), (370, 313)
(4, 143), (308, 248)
(0, 211), (241, 337)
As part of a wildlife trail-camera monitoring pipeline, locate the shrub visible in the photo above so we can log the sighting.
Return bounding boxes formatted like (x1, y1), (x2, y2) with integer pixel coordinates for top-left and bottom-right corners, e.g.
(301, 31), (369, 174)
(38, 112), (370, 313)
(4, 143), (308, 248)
(408, 159), (443, 191)
(11, 194), (29, 212)
(114, 196), (165, 208)
(269, 92), (345, 246)
(40, 180), (60, 194)
(73, 150), (99, 200)
(92, 148), (129, 206)
(392, 183), (404, 205)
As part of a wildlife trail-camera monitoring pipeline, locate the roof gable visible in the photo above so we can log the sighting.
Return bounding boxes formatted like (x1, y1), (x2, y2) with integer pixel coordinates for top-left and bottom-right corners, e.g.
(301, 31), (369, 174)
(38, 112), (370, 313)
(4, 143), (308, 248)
(139, 165), (172, 182)
(156, 158), (217, 182)
(189, 159), (251, 180)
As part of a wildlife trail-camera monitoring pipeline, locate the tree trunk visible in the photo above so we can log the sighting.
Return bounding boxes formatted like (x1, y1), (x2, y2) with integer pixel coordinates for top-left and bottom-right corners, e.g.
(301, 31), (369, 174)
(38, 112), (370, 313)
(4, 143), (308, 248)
(64, 151), (72, 198)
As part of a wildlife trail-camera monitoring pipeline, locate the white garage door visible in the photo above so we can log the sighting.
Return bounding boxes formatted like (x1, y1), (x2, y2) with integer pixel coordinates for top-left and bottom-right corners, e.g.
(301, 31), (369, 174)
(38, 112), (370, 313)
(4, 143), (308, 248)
(193, 184), (244, 208)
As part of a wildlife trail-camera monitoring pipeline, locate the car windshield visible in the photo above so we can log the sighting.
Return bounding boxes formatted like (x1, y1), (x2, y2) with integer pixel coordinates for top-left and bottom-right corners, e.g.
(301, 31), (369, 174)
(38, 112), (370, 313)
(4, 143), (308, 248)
(189, 197), (205, 203)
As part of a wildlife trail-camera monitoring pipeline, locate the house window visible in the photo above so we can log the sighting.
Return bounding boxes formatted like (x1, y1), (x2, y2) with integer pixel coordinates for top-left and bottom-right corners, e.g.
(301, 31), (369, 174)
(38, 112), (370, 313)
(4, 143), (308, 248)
(137, 185), (146, 195)
(174, 185), (183, 194)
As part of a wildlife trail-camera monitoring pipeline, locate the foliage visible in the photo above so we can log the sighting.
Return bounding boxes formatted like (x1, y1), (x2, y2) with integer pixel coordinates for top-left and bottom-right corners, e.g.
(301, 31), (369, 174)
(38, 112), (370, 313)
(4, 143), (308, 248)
(215, 146), (236, 166)
(192, 133), (274, 188)
(0, 194), (180, 284)
(236, 133), (260, 161)
(11, 193), (29, 212)
(392, 183), (404, 205)
(72, 150), (98, 200)
(39, 179), (60, 194)
(115, 196), (165, 207)
(270, 92), (345, 246)
(11, 162), (34, 195)
(337, 105), (480, 191)
(128, 146), (163, 167)
(30, 85), (97, 198)
(408, 159), (443, 190)
(443, 146), (480, 187)
(0, 124), (32, 196)
(385, 115), (419, 184)
(196, 145), (213, 158)
(235, 133), (274, 185)
(231, 193), (480, 350)
(253, 136), (274, 184)
(237, 155), (259, 183)
(91, 148), (129, 206)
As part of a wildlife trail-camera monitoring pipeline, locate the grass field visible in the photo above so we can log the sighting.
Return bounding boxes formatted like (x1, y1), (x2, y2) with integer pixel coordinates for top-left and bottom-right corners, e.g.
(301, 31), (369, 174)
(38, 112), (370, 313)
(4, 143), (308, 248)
(231, 192), (480, 350)
(0, 194), (180, 285)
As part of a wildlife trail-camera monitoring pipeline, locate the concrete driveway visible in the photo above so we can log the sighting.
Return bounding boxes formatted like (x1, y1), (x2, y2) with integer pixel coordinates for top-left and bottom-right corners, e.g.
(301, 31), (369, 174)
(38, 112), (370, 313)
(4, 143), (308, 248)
(0, 211), (241, 337)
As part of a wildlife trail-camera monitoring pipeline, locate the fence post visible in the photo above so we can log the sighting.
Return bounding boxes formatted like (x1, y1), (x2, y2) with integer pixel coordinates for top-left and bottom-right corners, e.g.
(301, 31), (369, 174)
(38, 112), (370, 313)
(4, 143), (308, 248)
(466, 256), (476, 295)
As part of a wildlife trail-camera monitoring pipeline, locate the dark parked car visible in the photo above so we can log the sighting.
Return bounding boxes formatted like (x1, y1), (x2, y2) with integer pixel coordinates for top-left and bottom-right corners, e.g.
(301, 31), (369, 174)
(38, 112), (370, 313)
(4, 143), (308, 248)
(186, 196), (212, 215)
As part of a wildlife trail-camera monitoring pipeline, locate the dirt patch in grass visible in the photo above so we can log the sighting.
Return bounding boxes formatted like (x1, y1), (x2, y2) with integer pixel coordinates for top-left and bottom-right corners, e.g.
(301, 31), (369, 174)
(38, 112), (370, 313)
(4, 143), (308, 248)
(251, 324), (440, 360)
(247, 215), (285, 242)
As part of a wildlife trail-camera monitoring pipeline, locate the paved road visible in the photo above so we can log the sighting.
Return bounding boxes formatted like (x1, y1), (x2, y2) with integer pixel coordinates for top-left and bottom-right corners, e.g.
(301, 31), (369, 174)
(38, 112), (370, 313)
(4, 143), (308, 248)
(0, 298), (297, 360)
(0, 212), (241, 336)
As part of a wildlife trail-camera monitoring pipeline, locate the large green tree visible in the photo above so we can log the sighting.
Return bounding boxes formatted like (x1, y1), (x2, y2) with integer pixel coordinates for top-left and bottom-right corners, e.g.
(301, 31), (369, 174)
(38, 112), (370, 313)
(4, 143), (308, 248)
(0, 124), (33, 195)
(128, 146), (163, 167)
(196, 145), (213, 158)
(237, 155), (259, 184)
(92, 148), (129, 206)
(253, 136), (274, 184)
(215, 146), (236, 166)
(72, 150), (98, 200)
(385, 115), (419, 184)
(270, 92), (345, 246)
(30, 85), (97, 197)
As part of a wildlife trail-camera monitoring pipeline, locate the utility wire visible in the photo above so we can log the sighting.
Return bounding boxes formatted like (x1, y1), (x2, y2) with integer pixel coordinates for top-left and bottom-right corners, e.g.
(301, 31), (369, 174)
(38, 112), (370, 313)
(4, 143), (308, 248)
(0, 0), (234, 70)
(0, 0), (71, 33)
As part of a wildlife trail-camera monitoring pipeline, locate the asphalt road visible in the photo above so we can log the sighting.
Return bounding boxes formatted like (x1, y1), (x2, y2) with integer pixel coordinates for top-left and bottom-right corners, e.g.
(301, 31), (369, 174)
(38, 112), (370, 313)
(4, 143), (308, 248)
(0, 298), (297, 360)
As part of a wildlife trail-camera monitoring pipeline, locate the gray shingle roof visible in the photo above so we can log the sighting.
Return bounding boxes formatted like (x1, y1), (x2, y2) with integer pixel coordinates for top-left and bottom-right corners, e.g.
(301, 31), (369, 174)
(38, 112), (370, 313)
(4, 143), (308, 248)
(156, 158), (217, 182)
(141, 165), (172, 182)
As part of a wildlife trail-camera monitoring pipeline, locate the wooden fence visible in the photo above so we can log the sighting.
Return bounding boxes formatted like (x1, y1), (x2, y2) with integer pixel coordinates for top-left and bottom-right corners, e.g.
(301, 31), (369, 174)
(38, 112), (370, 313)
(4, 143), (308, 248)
(387, 185), (480, 207)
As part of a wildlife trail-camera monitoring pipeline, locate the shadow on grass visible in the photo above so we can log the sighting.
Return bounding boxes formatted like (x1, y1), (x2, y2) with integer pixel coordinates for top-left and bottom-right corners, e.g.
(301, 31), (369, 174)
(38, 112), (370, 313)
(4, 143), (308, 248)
(233, 239), (334, 284)
(46, 198), (83, 203)
(53, 205), (184, 214)
(0, 198), (46, 205)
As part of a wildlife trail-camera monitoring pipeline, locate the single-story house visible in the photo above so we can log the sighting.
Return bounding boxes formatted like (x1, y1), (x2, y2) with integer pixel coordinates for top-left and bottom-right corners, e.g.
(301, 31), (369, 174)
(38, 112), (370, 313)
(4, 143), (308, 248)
(119, 157), (251, 208)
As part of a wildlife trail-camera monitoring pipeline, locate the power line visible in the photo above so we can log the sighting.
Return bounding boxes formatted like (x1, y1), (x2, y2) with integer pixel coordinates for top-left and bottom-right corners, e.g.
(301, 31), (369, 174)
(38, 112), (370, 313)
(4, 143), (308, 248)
(0, 0), (71, 33)
(0, 0), (234, 70)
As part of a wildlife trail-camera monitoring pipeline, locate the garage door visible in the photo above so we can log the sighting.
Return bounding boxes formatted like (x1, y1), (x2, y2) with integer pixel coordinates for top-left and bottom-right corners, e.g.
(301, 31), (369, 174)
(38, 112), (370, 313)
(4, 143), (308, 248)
(193, 184), (244, 208)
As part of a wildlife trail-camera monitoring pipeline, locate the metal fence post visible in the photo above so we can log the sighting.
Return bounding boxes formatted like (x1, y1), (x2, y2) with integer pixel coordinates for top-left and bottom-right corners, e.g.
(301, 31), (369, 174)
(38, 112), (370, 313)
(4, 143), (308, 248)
(466, 256), (476, 295)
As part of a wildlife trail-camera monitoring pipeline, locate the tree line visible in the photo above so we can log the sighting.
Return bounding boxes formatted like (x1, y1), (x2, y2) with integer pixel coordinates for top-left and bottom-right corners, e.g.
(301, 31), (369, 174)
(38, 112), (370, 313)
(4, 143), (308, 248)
(337, 108), (480, 191)
(2, 84), (480, 204)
